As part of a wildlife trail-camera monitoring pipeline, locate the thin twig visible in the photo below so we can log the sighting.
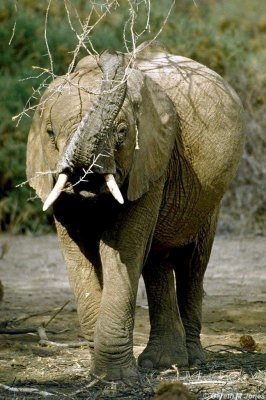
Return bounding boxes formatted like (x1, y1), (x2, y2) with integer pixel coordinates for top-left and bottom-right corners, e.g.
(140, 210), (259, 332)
(16, 170), (58, 188)
(8, 21), (16, 46)
(39, 336), (89, 348)
(71, 153), (107, 188)
(186, 380), (238, 386)
(43, 300), (70, 328)
(14, 1), (174, 127)
(44, 0), (54, 79)
(0, 327), (37, 334)
(204, 344), (255, 353)
(8, 1), (17, 45)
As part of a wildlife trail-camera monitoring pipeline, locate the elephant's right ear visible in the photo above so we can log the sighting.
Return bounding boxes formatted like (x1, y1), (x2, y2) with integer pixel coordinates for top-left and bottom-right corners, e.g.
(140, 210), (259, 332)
(126, 71), (178, 201)
(26, 105), (56, 203)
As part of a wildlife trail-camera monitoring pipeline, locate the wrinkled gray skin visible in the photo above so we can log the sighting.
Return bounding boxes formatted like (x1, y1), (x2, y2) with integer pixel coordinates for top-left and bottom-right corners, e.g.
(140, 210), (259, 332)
(27, 41), (245, 384)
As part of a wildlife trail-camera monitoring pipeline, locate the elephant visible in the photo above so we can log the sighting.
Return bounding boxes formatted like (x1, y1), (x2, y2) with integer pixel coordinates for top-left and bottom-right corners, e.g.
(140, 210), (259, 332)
(26, 41), (245, 384)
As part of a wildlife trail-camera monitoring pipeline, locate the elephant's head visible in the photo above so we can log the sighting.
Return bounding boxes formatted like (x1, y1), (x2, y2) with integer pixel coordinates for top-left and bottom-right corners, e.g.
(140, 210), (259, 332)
(27, 48), (178, 209)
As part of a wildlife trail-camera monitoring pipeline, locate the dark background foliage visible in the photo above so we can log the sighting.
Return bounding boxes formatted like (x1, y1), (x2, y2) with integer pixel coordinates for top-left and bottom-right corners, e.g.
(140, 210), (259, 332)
(0, 0), (265, 234)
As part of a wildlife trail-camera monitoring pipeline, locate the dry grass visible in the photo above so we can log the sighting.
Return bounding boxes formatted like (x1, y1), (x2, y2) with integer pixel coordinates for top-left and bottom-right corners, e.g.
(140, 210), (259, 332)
(0, 347), (265, 399)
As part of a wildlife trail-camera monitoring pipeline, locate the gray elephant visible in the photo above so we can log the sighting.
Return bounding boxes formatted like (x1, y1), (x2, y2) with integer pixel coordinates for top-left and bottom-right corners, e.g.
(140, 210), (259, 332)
(26, 41), (245, 383)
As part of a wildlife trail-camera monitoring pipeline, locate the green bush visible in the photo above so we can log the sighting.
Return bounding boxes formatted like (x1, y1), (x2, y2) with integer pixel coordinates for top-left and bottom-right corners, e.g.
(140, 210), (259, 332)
(0, 0), (265, 234)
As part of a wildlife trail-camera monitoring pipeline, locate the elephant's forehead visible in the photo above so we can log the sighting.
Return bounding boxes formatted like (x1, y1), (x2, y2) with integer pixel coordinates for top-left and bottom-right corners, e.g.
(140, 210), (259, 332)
(47, 70), (102, 117)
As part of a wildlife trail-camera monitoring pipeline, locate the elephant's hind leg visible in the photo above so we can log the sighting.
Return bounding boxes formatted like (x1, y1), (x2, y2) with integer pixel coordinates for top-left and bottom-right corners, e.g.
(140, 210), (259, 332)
(173, 207), (219, 366)
(138, 252), (188, 369)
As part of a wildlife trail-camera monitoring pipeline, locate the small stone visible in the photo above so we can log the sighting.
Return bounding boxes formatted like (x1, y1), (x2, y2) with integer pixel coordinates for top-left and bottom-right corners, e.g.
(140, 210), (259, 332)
(154, 381), (195, 400)
(239, 335), (257, 351)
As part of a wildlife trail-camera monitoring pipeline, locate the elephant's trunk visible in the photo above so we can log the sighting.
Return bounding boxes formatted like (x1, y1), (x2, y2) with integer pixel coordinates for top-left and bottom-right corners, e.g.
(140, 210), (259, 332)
(59, 51), (127, 175)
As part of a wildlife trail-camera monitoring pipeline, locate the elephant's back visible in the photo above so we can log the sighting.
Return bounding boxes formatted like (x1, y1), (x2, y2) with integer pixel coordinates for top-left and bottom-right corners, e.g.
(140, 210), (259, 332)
(135, 43), (245, 246)
(136, 44), (245, 203)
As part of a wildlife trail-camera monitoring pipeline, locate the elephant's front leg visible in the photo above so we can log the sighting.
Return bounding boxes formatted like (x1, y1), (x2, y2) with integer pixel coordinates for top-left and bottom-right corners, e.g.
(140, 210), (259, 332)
(92, 243), (141, 382)
(91, 184), (163, 383)
(54, 219), (103, 346)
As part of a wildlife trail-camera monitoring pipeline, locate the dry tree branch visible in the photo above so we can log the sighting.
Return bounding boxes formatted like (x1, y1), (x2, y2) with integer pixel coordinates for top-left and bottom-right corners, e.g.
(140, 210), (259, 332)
(71, 153), (107, 188)
(12, 74), (53, 125)
(43, 300), (70, 328)
(0, 301), (70, 333)
(44, 0), (54, 79)
(124, 0), (175, 71)
(13, 0), (120, 124)
(123, 0), (137, 54)
(8, 1), (17, 45)
(16, 170), (58, 188)
(123, 0), (151, 55)
(133, 0), (176, 56)
(65, 0), (119, 76)
(0, 300), (88, 347)
(14, 0), (175, 124)
(8, 21), (17, 46)
(16, 153), (106, 195)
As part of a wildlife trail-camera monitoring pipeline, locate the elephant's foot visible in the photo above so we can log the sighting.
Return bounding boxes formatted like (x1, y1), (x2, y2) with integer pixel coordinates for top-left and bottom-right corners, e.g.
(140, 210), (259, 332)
(91, 358), (141, 386)
(186, 338), (206, 366)
(138, 337), (188, 369)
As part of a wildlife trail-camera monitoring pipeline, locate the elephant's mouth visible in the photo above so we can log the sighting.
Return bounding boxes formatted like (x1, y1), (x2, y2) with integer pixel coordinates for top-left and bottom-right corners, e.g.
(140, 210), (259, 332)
(43, 170), (124, 211)
(67, 172), (109, 199)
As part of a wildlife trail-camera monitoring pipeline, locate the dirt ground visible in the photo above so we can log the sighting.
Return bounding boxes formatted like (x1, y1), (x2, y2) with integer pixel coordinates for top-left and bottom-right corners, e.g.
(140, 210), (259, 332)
(0, 234), (265, 399)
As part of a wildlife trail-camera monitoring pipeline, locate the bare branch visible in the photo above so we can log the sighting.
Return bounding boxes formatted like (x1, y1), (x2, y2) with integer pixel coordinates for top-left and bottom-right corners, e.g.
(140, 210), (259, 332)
(8, 1), (17, 45)
(14, 0), (175, 132)
(0, 384), (54, 397)
(8, 21), (16, 46)
(44, 0), (54, 79)
(16, 171), (58, 188)
(71, 153), (107, 188)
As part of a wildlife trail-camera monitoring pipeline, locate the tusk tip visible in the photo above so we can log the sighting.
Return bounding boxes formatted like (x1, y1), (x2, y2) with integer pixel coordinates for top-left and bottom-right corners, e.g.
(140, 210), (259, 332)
(105, 174), (124, 205)
(42, 173), (68, 212)
(42, 202), (49, 212)
(117, 196), (124, 205)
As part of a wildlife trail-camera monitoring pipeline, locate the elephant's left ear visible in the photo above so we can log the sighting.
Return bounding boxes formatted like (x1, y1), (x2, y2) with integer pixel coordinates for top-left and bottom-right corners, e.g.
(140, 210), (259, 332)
(127, 72), (179, 201)
(26, 104), (56, 203)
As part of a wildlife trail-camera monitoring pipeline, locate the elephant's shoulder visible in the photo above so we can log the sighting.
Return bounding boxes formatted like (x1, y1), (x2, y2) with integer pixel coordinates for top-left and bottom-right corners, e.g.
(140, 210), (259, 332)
(134, 42), (228, 91)
(135, 49), (242, 115)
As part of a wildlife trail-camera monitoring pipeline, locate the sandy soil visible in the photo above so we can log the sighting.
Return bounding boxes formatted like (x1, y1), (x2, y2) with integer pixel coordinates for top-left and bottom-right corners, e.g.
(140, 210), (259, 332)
(0, 234), (265, 399)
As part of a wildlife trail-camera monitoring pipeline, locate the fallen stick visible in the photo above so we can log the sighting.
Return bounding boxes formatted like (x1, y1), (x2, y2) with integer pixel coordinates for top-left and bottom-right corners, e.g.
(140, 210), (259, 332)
(0, 328), (37, 334)
(0, 325), (88, 347)
(0, 300), (70, 335)
(0, 327), (69, 335)
(43, 300), (70, 328)
(0, 300), (89, 347)
(39, 338), (89, 348)
(0, 383), (53, 397)
(186, 380), (238, 385)
(0, 299), (71, 328)
(204, 344), (251, 353)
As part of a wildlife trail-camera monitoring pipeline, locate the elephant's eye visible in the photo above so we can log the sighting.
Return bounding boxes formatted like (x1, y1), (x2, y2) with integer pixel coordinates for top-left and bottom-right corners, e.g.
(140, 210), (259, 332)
(47, 128), (56, 146)
(116, 123), (128, 145)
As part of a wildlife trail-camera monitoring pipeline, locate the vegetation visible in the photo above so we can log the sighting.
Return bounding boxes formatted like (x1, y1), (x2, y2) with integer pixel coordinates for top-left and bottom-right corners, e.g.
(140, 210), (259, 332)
(0, 0), (265, 234)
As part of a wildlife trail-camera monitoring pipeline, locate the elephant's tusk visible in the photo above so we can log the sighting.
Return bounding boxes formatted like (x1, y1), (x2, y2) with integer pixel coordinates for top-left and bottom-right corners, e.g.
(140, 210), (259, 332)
(43, 173), (68, 211)
(105, 174), (124, 205)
